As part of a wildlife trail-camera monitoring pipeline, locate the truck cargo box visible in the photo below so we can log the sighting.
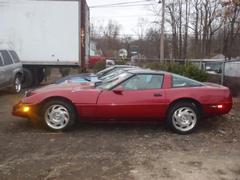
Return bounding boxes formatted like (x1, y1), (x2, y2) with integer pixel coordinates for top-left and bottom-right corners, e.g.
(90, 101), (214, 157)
(0, 0), (89, 66)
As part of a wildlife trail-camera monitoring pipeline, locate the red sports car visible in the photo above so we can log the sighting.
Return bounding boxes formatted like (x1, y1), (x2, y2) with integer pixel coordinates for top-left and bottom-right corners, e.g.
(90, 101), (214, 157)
(12, 69), (232, 134)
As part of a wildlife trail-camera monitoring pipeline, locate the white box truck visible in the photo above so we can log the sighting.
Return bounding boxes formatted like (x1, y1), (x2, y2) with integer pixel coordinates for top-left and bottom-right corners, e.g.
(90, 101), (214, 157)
(0, 0), (90, 87)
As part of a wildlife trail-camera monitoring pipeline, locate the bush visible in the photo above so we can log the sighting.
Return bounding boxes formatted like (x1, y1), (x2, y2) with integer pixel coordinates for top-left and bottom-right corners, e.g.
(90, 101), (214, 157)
(92, 61), (106, 73)
(145, 62), (208, 82)
(115, 60), (128, 65)
(183, 63), (208, 82)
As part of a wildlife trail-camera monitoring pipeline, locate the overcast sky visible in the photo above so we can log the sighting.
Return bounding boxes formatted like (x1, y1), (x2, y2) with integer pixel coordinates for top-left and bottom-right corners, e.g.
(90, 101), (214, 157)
(87, 0), (159, 37)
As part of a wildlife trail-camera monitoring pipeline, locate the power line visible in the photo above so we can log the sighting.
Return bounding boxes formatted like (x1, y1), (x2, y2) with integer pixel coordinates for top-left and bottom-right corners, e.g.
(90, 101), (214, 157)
(91, 4), (155, 9)
(90, 0), (155, 8)
(90, 14), (156, 19)
(92, 33), (141, 37)
(90, 0), (154, 8)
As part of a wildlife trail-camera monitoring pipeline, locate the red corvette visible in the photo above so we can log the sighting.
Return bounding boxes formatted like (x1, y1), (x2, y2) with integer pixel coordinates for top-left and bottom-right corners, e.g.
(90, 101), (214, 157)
(12, 69), (232, 134)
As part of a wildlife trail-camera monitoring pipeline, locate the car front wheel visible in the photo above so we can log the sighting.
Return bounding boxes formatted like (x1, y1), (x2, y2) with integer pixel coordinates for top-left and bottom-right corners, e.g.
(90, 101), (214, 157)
(166, 102), (200, 134)
(41, 100), (76, 131)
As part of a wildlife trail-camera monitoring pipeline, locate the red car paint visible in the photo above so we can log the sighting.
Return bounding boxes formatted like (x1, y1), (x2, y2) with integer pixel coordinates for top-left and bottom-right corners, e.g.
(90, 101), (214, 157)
(88, 56), (105, 68)
(12, 72), (232, 122)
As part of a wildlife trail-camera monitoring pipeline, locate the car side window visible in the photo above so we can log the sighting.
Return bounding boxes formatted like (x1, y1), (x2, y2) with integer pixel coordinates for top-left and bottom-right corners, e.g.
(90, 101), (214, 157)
(9, 51), (20, 63)
(122, 74), (163, 90)
(172, 74), (203, 88)
(0, 50), (13, 65)
(0, 54), (3, 66)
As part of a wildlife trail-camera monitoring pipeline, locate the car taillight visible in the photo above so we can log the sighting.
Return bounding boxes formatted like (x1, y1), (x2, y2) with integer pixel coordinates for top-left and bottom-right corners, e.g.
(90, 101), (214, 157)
(211, 104), (223, 109)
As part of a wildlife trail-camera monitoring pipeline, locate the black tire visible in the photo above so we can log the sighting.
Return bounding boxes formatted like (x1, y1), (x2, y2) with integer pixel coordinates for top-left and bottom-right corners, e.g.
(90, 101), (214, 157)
(32, 73), (40, 87)
(22, 68), (44, 88)
(22, 68), (34, 88)
(10, 75), (22, 93)
(37, 68), (45, 83)
(166, 102), (200, 135)
(41, 100), (76, 131)
(31, 68), (40, 87)
(32, 68), (45, 86)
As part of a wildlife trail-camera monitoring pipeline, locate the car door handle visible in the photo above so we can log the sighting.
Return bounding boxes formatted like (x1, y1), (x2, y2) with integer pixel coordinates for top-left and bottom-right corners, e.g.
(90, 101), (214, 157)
(154, 93), (162, 97)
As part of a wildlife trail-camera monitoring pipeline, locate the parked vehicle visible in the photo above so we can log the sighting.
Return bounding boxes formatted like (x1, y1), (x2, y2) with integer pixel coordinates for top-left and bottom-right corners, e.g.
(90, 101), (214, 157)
(88, 56), (105, 69)
(96, 65), (138, 78)
(99, 67), (140, 82)
(0, 0), (89, 88)
(57, 67), (140, 87)
(55, 65), (138, 85)
(106, 59), (115, 67)
(55, 73), (101, 86)
(12, 69), (232, 134)
(0, 50), (23, 93)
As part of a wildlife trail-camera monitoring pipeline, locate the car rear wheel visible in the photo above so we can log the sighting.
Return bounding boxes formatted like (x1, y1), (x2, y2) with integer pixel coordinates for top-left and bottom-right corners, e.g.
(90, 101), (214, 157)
(10, 75), (22, 93)
(41, 100), (76, 131)
(166, 102), (200, 134)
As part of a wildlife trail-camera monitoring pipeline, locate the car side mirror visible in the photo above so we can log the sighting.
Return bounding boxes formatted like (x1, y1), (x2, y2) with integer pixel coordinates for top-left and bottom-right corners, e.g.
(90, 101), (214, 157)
(113, 86), (123, 95)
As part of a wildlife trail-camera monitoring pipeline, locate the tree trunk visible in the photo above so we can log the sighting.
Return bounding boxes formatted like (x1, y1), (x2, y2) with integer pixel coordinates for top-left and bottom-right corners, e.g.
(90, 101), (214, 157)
(178, 0), (183, 59)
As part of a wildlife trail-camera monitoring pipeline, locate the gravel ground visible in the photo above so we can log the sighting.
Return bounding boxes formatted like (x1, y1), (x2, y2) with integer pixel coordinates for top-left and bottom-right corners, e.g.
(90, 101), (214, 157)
(0, 90), (240, 180)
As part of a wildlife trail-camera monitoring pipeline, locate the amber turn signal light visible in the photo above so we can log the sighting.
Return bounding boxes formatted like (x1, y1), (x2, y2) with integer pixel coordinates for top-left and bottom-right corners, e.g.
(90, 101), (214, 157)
(23, 106), (30, 113)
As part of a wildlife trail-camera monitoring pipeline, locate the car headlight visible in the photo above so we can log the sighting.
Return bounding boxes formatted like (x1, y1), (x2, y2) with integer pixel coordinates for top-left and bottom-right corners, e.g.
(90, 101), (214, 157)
(24, 90), (34, 97)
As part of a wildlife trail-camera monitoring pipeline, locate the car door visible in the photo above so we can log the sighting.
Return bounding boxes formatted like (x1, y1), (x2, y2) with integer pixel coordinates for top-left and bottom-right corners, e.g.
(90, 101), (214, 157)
(0, 50), (14, 86)
(0, 53), (6, 88)
(97, 74), (169, 121)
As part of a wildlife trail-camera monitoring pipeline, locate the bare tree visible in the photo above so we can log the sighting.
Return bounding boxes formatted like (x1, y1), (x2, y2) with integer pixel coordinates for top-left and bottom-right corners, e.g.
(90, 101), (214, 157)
(166, 2), (179, 59)
(91, 20), (122, 57)
(222, 0), (240, 58)
(178, 0), (183, 59)
(183, 0), (190, 59)
(90, 0), (240, 60)
(133, 18), (149, 54)
(134, 18), (149, 40)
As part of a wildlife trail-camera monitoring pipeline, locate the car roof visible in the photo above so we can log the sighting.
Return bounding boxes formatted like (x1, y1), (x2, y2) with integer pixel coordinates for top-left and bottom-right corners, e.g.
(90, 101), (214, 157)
(117, 67), (140, 71)
(112, 65), (136, 67)
(0, 49), (14, 51)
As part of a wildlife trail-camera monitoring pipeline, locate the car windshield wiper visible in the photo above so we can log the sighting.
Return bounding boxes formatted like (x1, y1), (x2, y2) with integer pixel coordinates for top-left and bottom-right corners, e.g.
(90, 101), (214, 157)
(83, 77), (91, 82)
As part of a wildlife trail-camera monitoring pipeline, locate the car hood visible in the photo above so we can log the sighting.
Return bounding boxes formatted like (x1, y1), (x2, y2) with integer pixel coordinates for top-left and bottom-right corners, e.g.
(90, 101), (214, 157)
(31, 83), (93, 94)
(23, 82), (102, 105)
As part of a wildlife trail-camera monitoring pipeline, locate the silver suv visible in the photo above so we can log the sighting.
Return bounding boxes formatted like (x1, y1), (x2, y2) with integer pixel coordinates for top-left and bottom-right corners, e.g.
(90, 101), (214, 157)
(0, 50), (23, 93)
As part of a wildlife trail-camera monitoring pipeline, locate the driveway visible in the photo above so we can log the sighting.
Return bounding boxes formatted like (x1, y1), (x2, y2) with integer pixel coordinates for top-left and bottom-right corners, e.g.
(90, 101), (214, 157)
(0, 91), (240, 180)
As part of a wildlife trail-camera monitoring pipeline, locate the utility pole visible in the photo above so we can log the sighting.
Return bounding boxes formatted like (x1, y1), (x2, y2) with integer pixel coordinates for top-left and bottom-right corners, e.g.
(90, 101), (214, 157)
(159, 0), (165, 62)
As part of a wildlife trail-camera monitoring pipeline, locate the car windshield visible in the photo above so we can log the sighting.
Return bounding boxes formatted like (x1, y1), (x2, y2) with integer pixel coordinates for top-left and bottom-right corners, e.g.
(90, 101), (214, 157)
(97, 72), (132, 90)
(96, 66), (115, 78)
(84, 76), (97, 82)
(100, 69), (126, 81)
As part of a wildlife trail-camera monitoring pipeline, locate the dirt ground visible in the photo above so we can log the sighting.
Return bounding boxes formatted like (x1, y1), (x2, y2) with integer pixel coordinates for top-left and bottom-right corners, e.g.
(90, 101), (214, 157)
(0, 84), (240, 179)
